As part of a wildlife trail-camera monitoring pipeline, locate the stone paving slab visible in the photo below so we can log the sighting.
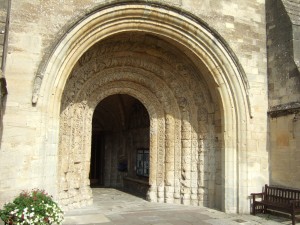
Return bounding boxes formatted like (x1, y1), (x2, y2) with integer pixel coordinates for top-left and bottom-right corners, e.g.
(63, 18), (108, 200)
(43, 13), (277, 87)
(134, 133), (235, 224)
(62, 188), (293, 225)
(64, 214), (111, 224)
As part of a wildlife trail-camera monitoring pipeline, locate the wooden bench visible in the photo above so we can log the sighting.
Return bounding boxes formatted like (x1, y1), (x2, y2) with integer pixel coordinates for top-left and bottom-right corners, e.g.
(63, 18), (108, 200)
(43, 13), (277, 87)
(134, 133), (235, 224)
(251, 184), (300, 225)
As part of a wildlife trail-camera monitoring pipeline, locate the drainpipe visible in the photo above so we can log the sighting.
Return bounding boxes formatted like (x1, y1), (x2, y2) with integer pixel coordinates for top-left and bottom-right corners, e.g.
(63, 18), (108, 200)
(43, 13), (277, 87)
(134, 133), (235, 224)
(0, 0), (11, 107)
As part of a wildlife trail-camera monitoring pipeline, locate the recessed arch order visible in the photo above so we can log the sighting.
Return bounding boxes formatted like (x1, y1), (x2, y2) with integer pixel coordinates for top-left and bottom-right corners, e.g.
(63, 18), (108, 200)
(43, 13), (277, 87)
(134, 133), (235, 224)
(34, 1), (252, 213)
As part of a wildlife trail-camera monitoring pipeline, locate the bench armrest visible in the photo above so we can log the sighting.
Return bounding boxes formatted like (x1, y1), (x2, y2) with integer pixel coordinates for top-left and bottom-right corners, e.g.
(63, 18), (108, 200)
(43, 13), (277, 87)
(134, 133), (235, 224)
(251, 192), (264, 202)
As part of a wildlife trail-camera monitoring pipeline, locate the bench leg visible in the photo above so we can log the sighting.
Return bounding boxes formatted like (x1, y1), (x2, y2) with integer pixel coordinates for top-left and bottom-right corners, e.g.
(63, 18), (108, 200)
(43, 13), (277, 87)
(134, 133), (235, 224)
(263, 205), (267, 214)
(291, 212), (295, 225)
(252, 202), (256, 215)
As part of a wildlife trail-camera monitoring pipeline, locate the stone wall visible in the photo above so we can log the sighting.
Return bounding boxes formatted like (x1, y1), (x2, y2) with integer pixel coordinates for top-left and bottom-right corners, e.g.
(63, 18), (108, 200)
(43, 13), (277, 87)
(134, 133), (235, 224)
(0, 0), (268, 213)
(0, 0), (9, 143)
(282, 0), (300, 69)
(269, 114), (300, 188)
(266, 0), (300, 189)
(266, 0), (300, 107)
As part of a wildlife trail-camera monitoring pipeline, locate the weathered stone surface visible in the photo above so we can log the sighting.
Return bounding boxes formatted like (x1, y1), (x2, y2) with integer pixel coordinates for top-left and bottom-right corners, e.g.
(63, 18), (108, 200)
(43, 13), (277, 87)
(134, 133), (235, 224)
(266, 0), (300, 189)
(0, 0), (275, 215)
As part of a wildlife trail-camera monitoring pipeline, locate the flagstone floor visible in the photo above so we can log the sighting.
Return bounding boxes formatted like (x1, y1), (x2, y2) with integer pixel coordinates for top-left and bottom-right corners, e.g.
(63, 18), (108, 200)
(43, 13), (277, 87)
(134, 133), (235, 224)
(62, 188), (292, 225)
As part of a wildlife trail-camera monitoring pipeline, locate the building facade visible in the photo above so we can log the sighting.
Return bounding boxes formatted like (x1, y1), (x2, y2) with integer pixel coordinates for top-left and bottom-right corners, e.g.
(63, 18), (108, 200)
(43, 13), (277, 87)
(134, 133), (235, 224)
(0, 0), (299, 214)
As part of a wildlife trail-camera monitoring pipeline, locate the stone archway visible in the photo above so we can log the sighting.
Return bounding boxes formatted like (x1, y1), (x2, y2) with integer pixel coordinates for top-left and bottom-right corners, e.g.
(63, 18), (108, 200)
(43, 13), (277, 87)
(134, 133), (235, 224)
(34, 2), (251, 213)
(58, 32), (218, 209)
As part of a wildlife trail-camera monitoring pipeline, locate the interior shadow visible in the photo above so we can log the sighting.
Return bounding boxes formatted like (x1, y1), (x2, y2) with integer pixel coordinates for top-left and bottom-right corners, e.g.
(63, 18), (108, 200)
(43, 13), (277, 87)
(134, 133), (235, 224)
(90, 94), (150, 199)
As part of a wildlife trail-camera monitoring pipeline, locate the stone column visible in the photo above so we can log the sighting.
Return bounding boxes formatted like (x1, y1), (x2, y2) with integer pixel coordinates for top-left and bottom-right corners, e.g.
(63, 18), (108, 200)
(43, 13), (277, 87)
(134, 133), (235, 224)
(164, 114), (175, 203)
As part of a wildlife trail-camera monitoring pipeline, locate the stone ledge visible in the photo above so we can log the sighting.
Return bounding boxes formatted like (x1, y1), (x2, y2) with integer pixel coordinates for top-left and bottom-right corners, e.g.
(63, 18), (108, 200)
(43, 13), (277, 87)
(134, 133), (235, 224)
(268, 102), (300, 118)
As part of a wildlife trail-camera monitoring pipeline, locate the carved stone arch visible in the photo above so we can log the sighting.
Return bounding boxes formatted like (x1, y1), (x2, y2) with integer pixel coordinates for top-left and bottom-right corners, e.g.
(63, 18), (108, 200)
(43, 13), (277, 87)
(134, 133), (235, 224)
(36, 2), (252, 213)
(65, 47), (212, 205)
(59, 68), (185, 204)
(59, 83), (166, 204)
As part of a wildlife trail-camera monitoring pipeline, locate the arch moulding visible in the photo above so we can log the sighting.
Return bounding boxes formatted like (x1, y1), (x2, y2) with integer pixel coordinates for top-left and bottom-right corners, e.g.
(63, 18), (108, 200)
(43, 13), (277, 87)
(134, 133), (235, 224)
(34, 1), (252, 213)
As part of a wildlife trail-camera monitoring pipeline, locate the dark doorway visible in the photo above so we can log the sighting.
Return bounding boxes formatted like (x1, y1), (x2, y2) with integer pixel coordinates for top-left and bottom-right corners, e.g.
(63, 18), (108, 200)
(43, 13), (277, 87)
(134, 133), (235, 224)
(90, 131), (105, 187)
(90, 94), (150, 197)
